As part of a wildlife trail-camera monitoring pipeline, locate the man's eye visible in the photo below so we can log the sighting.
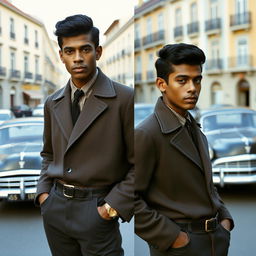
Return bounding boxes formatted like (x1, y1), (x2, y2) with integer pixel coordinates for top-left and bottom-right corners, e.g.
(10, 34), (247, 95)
(194, 79), (202, 84)
(177, 79), (186, 84)
(65, 50), (73, 54)
(82, 48), (90, 52)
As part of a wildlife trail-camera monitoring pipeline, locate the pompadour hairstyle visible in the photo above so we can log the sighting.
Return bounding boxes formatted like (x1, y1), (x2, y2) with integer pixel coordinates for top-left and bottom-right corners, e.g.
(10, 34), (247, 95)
(155, 43), (206, 83)
(54, 14), (99, 49)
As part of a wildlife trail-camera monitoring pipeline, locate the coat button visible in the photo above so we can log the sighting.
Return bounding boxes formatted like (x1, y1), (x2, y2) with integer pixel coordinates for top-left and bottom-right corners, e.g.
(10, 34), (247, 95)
(67, 168), (72, 173)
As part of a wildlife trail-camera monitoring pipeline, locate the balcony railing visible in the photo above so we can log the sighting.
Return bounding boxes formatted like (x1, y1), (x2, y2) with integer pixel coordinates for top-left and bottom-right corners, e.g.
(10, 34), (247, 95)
(229, 55), (252, 69)
(187, 21), (199, 35)
(24, 72), (33, 79)
(135, 73), (142, 83)
(174, 26), (183, 38)
(230, 12), (251, 27)
(205, 59), (223, 71)
(142, 30), (164, 47)
(10, 32), (15, 39)
(35, 74), (42, 81)
(205, 18), (221, 32)
(135, 0), (165, 16)
(0, 66), (6, 76)
(146, 70), (155, 81)
(10, 69), (21, 79)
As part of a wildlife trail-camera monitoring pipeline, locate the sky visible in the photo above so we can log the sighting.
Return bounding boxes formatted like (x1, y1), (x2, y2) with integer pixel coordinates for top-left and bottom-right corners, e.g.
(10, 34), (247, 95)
(12, 0), (135, 43)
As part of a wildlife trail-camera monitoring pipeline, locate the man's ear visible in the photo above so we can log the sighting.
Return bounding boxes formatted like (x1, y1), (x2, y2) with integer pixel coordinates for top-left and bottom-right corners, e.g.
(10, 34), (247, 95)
(156, 77), (167, 93)
(95, 46), (102, 60)
(59, 50), (64, 63)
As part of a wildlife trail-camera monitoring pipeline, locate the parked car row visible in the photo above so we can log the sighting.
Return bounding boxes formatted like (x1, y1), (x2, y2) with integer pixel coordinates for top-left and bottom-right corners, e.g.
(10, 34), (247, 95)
(135, 103), (256, 187)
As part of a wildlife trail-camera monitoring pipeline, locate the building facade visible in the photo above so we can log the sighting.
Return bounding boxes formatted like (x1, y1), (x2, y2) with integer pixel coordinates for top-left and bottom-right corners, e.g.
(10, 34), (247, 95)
(99, 17), (134, 88)
(0, 0), (62, 109)
(135, 0), (256, 110)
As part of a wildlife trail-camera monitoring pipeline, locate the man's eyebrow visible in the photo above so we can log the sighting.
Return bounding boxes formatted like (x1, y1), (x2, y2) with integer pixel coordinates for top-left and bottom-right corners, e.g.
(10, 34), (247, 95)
(63, 44), (93, 50)
(175, 75), (202, 79)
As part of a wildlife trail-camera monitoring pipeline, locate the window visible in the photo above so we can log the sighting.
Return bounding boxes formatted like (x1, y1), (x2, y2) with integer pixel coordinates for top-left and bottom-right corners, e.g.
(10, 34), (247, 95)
(211, 83), (223, 105)
(146, 17), (152, 36)
(236, 0), (247, 14)
(158, 13), (164, 30)
(0, 86), (2, 108)
(35, 56), (39, 74)
(190, 2), (198, 22)
(35, 30), (39, 48)
(24, 55), (29, 73)
(148, 53), (154, 71)
(175, 8), (182, 26)
(210, 0), (218, 19)
(10, 51), (15, 70)
(24, 25), (29, 44)
(136, 56), (141, 73)
(237, 38), (248, 66)
(10, 18), (15, 39)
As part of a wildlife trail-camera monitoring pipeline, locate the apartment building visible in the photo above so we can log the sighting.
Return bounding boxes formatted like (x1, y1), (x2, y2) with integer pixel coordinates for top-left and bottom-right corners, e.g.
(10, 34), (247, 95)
(99, 17), (134, 88)
(135, 0), (256, 110)
(0, 0), (62, 109)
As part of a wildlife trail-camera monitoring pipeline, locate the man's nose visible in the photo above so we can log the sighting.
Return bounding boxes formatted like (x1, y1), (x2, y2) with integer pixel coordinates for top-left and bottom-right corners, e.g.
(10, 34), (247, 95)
(74, 51), (83, 62)
(187, 80), (196, 92)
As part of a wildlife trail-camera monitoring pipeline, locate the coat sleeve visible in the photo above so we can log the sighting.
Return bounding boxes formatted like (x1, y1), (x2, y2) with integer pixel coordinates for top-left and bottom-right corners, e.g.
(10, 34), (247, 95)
(35, 96), (54, 206)
(134, 127), (181, 251)
(104, 91), (134, 222)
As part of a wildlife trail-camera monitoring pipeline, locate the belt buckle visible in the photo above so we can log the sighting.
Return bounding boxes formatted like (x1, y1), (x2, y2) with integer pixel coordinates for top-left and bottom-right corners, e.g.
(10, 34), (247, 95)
(63, 184), (75, 198)
(205, 218), (215, 232)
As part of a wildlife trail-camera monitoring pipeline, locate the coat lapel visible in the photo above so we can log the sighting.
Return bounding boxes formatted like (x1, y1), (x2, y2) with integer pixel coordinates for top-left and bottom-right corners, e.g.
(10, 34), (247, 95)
(52, 83), (73, 141)
(154, 97), (203, 169)
(65, 68), (116, 153)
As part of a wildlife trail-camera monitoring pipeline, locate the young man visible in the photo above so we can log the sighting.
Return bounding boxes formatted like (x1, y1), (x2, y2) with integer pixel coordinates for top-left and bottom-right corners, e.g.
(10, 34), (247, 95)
(135, 44), (233, 256)
(36, 14), (133, 256)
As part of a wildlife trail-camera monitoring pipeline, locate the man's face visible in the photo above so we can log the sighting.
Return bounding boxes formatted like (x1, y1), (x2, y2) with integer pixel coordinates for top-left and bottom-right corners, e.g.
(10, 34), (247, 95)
(157, 64), (202, 117)
(59, 34), (102, 88)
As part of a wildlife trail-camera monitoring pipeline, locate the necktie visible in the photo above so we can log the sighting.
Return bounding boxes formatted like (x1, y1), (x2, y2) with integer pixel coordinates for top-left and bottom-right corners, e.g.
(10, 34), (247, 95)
(185, 119), (199, 151)
(71, 89), (84, 125)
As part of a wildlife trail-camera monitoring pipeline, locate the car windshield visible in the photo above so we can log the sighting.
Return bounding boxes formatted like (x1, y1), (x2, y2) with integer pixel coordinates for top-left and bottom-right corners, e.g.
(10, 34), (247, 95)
(202, 113), (256, 132)
(0, 114), (10, 120)
(135, 106), (154, 126)
(0, 124), (43, 145)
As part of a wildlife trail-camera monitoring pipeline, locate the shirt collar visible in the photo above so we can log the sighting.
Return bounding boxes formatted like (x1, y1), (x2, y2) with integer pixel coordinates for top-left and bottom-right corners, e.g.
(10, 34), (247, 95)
(70, 68), (98, 98)
(165, 104), (188, 126)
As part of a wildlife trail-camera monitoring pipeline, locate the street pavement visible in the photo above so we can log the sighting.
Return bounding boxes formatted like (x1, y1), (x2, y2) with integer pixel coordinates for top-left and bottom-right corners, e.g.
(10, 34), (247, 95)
(0, 184), (255, 256)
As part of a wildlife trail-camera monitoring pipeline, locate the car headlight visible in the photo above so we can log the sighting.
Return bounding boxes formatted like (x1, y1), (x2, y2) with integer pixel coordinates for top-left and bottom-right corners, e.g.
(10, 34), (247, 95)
(208, 145), (214, 160)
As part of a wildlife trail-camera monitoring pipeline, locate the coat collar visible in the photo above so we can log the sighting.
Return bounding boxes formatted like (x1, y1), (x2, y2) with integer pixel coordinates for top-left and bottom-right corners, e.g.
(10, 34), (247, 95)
(51, 68), (116, 150)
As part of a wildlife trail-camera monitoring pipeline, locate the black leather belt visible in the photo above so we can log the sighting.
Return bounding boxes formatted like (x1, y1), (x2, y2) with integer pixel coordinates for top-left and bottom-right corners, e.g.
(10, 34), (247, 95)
(175, 214), (219, 232)
(54, 180), (110, 199)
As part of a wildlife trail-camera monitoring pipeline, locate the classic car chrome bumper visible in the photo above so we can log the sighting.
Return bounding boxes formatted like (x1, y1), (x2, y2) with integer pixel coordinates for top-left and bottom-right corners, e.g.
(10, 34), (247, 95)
(212, 154), (256, 187)
(0, 170), (40, 200)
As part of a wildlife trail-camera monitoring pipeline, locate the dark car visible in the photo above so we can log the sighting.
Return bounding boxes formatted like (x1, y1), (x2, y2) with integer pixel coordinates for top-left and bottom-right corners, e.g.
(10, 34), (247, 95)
(0, 117), (43, 201)
(135, 103), (154, 127)
(11, 104), (33, 118)
(200, 107), (256, 187)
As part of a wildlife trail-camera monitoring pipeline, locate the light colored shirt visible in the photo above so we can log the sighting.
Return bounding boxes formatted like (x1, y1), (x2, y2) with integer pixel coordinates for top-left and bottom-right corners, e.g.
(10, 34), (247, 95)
(166, 104), (190, 126)
(70, 68), (98, 111)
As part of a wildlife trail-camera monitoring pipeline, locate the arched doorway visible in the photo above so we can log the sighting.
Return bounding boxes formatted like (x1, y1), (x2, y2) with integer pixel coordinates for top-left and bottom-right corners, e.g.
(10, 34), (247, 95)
(211, 82), (223, 105)
(10, 87), (16, 108)
(237, 79), (250, 106)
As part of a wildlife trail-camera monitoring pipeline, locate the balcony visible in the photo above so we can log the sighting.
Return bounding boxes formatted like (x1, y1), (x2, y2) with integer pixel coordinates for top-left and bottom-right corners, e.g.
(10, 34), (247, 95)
(146, 70), (155, 82)
(205, 18), (221, 35)
(135, 39), (141, 51)
(24, 38), (29, 44)
(142, 30), (165, 49)
(187, 21), (199, 37)
(205, 59), (223, 74)
(35, 74), (42, 82)
(10, 32), (15, 40)
(229, 55), (253, 72)
(9, 69), (21, 81)
(230, 12), (251, 31)
(0, 67), (6, 78)
(135, 73), (142, 83)
(174, 26), (183, 39)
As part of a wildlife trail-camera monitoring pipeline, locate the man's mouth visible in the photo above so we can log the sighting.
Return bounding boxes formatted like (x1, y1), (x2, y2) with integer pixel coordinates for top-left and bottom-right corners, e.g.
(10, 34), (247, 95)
(72, 66), (88, 72)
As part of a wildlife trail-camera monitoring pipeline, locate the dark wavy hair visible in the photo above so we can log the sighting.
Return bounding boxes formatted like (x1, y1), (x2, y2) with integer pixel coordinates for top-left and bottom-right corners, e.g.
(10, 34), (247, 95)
(54, 14), (99, 49)
(155, 43), (206, 83)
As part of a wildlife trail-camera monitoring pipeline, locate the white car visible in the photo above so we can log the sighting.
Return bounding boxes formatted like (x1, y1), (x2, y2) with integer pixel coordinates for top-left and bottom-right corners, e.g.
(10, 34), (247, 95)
(32, 104), (44, 117)
(0, 109), (14, 125)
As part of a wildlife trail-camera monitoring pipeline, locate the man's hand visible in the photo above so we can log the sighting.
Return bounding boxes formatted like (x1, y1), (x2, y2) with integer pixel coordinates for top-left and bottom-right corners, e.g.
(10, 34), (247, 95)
(38, 193), (49, 205)
(97, 205), (112, 220)
(221, 219), (231, 231)
(171, 231), (189, 248)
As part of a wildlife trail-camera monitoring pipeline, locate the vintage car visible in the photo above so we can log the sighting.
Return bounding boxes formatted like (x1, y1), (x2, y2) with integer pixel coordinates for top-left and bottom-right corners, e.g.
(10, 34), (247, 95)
(200, 107), (256, 187)
(0, 117), (43, 201)
(134, 103), (154, 127)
